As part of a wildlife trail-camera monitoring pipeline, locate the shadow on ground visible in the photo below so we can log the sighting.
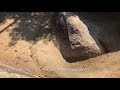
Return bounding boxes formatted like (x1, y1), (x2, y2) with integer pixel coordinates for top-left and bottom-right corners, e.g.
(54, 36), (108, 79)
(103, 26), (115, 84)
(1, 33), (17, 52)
(0, 12), (52, 46)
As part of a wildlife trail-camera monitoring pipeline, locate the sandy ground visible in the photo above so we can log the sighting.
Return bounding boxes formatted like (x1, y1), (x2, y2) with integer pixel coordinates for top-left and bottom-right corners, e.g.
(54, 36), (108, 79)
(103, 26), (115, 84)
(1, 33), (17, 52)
(0, 63), (38, 78)
(0, 12), (120, 78)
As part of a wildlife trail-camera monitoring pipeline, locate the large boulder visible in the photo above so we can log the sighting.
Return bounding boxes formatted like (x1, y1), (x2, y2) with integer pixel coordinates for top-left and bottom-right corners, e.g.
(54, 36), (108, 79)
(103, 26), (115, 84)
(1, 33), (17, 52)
(50, 12), (104, 62)
(0, 63), (38, 78)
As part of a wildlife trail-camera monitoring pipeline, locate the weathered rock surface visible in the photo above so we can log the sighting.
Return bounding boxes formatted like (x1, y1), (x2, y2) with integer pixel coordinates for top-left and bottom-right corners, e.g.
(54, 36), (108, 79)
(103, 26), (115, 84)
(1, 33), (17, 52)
(50, 12), (104, 62)
(78, 12), (120, 53)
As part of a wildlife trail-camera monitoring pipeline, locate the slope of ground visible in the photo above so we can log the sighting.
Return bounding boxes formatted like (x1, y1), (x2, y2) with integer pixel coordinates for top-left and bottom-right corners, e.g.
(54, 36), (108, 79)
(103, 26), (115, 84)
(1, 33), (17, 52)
(0, 63), (38, 78)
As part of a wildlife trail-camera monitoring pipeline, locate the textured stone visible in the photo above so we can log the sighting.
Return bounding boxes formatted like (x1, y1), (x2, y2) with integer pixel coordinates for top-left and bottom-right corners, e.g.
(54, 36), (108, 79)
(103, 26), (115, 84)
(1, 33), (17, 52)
(50, 12), (104, 62)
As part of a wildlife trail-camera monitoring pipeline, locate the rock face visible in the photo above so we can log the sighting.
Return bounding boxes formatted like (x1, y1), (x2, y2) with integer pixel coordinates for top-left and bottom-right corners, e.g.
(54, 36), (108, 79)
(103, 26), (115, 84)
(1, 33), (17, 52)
(77, 12), (120, 53)
(50, 12), (104, 62)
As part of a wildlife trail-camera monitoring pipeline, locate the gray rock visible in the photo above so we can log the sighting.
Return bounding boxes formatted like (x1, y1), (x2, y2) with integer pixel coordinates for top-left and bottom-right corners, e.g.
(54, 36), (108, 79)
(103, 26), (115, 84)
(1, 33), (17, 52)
(50, 12), (104, 62)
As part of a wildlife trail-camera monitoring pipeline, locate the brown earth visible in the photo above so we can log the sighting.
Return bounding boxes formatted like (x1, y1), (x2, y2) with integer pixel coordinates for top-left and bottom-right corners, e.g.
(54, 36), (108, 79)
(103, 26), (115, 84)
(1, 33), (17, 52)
(0, 12), (120, 78)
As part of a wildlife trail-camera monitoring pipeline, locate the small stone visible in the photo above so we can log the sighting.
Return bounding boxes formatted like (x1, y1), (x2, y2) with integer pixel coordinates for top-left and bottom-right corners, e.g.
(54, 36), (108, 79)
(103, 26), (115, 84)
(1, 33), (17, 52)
(24, 60), (28, 62)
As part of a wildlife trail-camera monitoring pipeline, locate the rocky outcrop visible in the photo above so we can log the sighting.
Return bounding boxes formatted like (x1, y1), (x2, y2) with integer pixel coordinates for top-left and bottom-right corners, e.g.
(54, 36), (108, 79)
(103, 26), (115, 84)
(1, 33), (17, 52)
(50, 12), (104, 62)
(0, 63), (38, 78)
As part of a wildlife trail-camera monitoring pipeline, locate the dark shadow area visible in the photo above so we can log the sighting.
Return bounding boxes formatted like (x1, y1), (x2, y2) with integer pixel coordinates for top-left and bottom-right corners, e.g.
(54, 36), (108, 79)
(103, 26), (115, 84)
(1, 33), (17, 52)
(0, 12), (52, 46)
